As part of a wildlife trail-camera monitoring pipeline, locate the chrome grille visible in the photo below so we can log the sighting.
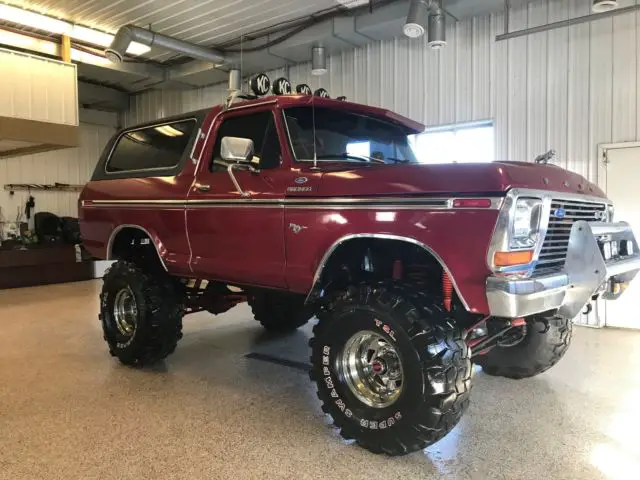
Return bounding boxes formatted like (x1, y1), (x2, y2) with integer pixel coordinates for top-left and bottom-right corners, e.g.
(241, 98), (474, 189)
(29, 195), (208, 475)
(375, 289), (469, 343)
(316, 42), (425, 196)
(534, 199), (607, 273)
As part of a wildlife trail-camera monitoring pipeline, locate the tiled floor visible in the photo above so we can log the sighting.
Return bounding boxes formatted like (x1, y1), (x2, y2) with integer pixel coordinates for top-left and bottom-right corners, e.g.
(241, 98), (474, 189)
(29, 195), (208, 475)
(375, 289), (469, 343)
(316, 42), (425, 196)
(1, 280), (639, 479)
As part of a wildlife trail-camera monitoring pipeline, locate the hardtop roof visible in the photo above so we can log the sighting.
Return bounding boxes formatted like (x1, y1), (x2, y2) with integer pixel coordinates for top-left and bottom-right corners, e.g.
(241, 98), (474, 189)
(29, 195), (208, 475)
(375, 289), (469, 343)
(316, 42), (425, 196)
(124, 95), (425, 134)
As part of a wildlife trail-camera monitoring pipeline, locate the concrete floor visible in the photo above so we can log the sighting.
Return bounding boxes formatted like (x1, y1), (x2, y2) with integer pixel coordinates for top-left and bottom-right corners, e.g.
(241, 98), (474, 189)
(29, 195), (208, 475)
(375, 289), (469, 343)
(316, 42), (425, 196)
(1, 281), (639, 480)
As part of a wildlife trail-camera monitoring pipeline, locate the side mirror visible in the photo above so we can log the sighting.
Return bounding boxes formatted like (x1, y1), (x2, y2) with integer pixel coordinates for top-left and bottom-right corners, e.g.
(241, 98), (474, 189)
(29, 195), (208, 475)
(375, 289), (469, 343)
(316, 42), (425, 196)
(221, 136), (254, 163)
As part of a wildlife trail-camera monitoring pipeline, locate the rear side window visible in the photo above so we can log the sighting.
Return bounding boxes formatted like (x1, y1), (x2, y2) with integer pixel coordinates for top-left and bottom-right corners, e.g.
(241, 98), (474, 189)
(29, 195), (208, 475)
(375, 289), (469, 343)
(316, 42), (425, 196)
(106, 120), (196, 173)
(211, 111), (281, 171)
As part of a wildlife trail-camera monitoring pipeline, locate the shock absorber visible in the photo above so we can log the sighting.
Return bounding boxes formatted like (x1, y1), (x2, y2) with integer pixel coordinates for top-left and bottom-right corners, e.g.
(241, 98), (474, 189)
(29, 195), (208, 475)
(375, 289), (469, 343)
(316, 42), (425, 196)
(442, 270), (453, 312)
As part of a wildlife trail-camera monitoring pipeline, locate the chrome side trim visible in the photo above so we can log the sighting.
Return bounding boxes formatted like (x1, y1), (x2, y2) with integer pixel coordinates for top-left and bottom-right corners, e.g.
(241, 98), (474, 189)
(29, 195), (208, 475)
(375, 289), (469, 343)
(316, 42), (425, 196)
(86, 196), (501, 209)
(105, 224), (168, 272)
(305, 233), (470, 311)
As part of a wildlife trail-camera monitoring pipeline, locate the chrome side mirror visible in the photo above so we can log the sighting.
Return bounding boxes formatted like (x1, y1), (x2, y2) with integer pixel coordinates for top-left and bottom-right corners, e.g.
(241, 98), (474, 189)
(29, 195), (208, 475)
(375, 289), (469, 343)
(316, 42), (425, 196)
(221, 136), (254, 163)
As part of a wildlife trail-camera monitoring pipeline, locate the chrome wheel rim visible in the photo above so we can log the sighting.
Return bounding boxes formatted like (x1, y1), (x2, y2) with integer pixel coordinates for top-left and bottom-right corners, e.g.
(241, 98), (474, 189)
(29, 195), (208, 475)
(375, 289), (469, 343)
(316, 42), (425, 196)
(337, 330), (404, 409)
(113, 288), (138, 337)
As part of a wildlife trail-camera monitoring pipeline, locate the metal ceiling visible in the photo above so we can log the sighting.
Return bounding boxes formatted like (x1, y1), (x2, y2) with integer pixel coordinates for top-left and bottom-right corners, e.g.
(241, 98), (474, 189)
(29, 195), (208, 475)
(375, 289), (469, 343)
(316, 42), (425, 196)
(0, 0), (532, 110)
(1, 0), (341, 61)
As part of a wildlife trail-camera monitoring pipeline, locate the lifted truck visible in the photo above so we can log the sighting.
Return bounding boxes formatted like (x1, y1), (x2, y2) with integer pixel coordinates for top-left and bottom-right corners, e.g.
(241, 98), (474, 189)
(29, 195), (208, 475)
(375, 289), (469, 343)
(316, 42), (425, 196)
(80, 90), (640, 456)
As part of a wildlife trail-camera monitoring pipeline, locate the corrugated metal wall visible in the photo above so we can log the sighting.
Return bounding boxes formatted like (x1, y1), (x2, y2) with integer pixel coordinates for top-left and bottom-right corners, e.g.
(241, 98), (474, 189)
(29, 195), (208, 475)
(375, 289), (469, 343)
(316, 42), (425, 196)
(0, 48), (78, 125)
(124, 0), (640, 326)
(126, 0), (640, 182)
(0, 123), (114, 220)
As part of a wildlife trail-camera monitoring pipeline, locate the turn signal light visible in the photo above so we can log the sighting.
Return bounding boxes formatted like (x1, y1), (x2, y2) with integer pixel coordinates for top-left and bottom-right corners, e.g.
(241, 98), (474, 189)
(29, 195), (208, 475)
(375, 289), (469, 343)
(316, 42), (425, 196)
(494, 250), (534, 267)
(452, 198), (492, 208)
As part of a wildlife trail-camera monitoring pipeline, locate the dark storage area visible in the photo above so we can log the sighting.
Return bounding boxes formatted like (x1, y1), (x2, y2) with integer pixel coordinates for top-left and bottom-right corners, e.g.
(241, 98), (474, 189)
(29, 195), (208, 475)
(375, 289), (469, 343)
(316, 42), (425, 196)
(0, 245), (92, 289)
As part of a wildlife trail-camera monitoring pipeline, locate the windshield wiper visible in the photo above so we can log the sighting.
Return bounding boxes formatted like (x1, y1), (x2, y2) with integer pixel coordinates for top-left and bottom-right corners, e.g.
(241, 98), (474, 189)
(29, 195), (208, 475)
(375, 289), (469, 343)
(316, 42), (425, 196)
(385, 157), (410, 164)
(315, 153), (385, 164)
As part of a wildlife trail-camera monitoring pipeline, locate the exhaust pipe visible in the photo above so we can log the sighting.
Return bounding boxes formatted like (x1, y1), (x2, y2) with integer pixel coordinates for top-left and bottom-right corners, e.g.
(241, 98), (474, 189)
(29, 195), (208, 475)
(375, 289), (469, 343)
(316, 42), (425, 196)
(105, 24), (233, 65)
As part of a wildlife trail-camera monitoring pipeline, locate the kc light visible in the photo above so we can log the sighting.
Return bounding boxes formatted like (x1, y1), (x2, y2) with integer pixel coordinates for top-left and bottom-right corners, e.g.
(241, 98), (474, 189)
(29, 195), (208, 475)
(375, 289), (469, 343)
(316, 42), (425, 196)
(510, 198), (543, 249)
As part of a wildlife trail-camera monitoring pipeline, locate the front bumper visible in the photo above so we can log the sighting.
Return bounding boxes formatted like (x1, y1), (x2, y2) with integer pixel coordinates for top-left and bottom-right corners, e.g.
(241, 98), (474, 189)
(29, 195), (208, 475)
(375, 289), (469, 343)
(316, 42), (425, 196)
(487, 221), (640, 319)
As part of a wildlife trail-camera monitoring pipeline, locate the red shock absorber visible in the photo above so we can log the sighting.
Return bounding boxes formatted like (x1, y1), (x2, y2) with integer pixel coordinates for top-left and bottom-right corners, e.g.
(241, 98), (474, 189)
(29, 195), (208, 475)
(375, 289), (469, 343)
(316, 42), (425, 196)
(442, 270), (453, 312)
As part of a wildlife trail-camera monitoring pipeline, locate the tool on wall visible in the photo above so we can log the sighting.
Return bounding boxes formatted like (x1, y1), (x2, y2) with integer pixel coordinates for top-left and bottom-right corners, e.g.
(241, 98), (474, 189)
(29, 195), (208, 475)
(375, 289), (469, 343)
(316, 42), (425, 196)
(4, 183), (84, 194)
(25, 195), (35, 220)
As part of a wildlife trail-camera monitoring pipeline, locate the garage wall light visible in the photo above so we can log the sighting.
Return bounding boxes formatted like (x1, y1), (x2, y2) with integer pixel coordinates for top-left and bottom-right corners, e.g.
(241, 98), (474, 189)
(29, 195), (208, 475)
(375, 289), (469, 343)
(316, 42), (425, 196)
(0, 4), (150, 56)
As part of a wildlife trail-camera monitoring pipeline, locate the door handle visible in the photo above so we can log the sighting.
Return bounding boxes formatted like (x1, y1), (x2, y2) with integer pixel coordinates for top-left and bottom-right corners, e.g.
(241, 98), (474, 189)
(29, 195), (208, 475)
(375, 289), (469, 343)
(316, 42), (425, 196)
(195, 184), (211, 192)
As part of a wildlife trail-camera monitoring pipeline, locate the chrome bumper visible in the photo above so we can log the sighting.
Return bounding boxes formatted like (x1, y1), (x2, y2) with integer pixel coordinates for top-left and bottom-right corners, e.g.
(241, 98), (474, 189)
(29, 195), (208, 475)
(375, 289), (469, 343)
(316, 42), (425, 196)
(487, 221), (640, 319)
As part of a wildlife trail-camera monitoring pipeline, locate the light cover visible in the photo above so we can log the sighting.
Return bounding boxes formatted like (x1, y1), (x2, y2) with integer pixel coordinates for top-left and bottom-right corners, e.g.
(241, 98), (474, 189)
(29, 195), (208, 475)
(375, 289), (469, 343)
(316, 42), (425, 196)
(510, 198), (543, 249)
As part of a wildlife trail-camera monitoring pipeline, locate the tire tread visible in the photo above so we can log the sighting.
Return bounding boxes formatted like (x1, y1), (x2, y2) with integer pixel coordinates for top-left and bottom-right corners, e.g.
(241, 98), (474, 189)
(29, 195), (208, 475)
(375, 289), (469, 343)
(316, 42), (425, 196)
(310, 280), (472, 456)
(100, 260), (183, 366)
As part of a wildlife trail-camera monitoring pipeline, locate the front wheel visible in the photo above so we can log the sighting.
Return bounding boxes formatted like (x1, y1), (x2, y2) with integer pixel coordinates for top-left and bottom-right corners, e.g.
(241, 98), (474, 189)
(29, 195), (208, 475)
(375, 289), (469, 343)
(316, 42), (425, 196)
(100, 260), (184, 366)
(475, 316), (572, 379)
(309, 281), (472, 456)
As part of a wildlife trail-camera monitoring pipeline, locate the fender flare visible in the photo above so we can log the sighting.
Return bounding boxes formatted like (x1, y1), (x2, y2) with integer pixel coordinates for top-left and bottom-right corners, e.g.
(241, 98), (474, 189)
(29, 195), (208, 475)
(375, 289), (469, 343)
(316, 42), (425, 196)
(106, 224), (168, 272)
(305, 233), (470, 311)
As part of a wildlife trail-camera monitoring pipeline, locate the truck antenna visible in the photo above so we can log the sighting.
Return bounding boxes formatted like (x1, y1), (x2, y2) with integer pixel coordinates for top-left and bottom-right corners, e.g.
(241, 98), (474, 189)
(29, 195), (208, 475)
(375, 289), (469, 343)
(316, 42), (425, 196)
(312, 96), (318, 169)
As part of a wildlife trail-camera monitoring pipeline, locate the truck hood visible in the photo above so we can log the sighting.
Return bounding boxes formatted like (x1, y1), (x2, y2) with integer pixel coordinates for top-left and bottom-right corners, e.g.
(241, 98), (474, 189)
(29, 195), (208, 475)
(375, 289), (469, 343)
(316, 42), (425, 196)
(316, 161), (606, 198)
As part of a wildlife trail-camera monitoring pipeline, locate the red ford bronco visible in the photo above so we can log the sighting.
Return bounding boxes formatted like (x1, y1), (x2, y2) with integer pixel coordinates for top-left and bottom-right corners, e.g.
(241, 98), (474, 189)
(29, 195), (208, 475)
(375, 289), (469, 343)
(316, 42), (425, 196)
(80, 76), (640, 456)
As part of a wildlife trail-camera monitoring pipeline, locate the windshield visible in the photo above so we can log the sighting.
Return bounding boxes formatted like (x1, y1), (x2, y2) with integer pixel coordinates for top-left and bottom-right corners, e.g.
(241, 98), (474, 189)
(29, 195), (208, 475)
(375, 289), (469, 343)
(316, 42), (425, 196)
(283, 107), (418, 164)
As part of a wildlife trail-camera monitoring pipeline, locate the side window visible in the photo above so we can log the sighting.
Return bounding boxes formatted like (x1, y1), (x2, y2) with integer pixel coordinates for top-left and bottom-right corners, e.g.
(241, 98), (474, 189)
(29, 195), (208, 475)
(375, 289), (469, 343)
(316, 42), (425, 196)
(106, 120), (195, 173)
(211, 111), (281, 172)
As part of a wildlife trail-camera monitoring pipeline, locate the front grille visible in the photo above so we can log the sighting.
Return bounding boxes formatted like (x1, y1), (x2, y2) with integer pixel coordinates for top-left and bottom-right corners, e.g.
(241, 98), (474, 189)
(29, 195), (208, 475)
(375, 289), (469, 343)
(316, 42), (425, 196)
(534, 199), (607, 273)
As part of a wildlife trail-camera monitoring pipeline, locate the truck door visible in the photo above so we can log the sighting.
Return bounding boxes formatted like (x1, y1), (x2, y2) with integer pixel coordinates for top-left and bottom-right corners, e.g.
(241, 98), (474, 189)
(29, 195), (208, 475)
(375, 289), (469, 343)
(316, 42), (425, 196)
(186, 106), (287, 288)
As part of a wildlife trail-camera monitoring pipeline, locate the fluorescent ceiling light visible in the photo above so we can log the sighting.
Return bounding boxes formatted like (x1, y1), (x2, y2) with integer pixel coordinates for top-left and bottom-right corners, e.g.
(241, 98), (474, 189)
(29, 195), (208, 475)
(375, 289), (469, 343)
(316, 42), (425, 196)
(154, 125), (184, 137)
(0, 5), (149, 56)
(69, 25), (150, 55)
(334, 0), (369, 7)
(0, 4), (71, 34)
(0, 29), (58, 56)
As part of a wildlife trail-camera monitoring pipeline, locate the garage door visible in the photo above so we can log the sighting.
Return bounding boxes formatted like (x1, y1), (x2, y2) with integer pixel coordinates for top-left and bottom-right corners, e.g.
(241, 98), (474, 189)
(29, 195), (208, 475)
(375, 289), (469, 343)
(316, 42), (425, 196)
(602, 144), (640, 329)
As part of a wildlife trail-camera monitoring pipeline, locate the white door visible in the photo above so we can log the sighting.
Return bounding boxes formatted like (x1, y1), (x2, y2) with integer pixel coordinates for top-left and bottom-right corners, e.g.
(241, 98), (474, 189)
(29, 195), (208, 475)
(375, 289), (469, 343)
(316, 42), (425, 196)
(603, 145), (640, 329)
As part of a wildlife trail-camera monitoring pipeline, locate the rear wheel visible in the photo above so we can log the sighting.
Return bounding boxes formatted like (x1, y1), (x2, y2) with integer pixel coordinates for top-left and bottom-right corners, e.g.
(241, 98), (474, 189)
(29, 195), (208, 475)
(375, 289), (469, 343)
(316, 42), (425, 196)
(248, 291), (311, 333)
(475, 316), (572, 379)
(100, 260), (183, 366)
(309, 281), (472, 456)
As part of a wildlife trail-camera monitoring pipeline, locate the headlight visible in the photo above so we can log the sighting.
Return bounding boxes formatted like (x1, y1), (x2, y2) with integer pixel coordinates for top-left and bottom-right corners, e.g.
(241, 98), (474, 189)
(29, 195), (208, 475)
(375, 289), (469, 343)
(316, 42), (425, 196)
(510, 198), (543, 249)
(608, 204), (614, 222)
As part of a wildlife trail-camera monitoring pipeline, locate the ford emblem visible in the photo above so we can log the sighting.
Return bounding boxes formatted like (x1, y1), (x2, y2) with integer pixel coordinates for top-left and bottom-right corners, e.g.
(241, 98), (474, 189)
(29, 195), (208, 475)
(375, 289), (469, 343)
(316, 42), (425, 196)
(554, 208), (566, 219)
(295, 177), (308, 185)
